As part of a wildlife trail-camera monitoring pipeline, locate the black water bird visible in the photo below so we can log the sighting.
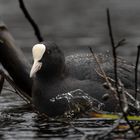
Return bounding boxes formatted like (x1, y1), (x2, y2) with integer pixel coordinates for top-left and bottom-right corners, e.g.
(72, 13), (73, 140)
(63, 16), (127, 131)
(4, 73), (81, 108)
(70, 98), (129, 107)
(30, 41), (139, 117)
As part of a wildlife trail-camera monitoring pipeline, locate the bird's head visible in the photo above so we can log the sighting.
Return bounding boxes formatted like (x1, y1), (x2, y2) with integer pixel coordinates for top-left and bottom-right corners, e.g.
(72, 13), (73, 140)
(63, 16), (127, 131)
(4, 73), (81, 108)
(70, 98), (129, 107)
(30, 42), (65, 78)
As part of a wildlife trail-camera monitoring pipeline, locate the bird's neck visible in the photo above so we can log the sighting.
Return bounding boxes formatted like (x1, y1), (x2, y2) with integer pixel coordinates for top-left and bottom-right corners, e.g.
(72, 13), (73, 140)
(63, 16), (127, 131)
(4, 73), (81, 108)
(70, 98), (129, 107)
(36, 66), (67, 81)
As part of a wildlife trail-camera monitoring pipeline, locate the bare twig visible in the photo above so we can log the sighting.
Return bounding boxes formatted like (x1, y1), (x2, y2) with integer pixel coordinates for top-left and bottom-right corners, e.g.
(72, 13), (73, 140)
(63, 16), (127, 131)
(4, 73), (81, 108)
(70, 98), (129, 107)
(3, 87), (21, 94)
(115, 38), (126, 48)
(0, 70), (49, 119)
(95, 68), (139, 110)
(135, 45), (140, 101)
(118, 79), (128, 112)
(89, 48), (109, 82)
(0, 70), (31, 103)
(106, 8), (136, 134)
(89, 47), (118, 100)
(0, 73), (4, 94)
(18, 0), (44, 42)
(107, 8), (118, 90)
(89, 47), (136, 111)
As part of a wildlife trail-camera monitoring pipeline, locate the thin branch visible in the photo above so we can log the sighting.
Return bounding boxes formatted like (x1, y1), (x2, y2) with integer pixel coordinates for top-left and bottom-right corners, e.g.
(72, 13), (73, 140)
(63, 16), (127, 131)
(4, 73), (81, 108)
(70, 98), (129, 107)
(95, 68), (140, 110)
(135, 45), (140, 101)
(89, 47), (118, 100)
(89, 48), (111, 87)
(106, 8), (118, 90)
(0, 73), (4, 94)
(118, 79), (128, 112)
(18, 0), (44, 42)
(115, 38), (126, 48)
(0, 70), (49, 119)
(106, 8), (136, 134)
(0, 70), (31, 103)
(89, 48), (137, 110)
(3, 87), (21, 94)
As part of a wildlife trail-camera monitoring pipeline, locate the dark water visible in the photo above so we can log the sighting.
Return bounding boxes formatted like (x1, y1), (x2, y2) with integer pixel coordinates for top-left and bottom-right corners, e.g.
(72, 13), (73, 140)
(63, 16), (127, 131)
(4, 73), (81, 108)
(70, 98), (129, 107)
(0, 88), (119, 140)
(0, 0), (140, 139)
(1, 0), (140, 59)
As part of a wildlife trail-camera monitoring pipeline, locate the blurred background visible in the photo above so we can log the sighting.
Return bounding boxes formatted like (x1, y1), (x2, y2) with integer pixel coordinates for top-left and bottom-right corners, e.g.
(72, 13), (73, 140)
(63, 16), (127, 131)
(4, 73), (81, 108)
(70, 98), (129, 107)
(0, 0), (140, 63)
(0, 1), (140, 139)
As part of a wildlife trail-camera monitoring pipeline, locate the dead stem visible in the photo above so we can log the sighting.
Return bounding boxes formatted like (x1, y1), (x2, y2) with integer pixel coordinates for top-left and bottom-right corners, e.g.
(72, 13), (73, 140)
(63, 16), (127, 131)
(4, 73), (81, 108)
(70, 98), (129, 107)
(18, 0), (43, 42)
(106, 8), (118, 91)
(135, 45), (140, 103)
(0, 69), (31, 103)
(0, 73), (4, 94)
(115, 38), (126, 48)
(106, 8), (136, 134)
(89, 47), (118, 100)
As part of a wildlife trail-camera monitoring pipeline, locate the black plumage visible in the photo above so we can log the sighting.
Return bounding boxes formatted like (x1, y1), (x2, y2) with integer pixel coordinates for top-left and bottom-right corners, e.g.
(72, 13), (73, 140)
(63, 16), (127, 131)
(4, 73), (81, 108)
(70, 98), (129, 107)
(30, 41), (139, 117)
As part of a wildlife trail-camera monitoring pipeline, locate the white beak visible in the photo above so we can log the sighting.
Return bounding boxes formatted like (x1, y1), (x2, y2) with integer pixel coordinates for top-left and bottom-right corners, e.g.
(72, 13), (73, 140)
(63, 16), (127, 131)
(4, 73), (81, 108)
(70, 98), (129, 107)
(30, 60), (42, 78)
(30, 44), (46, 78)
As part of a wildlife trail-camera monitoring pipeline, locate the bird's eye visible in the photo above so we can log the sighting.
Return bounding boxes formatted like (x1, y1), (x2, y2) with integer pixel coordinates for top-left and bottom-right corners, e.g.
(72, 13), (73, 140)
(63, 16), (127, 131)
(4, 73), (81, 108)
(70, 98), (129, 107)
(47, 49), (52, 55)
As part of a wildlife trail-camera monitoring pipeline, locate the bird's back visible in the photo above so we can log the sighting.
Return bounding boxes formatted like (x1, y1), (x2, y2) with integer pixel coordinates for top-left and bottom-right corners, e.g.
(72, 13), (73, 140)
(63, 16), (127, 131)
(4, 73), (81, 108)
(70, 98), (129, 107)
(66, 53), (138, 90)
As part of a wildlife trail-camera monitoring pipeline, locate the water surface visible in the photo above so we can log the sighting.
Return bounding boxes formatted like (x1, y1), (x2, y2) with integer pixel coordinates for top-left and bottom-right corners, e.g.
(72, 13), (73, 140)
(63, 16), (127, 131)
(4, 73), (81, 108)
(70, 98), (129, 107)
(0, 1), (140, 139)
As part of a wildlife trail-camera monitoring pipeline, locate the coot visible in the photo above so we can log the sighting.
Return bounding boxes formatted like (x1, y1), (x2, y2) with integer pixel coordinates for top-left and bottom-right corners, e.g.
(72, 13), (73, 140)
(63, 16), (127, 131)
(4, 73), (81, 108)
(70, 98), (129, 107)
(30, 41), (139, 117)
